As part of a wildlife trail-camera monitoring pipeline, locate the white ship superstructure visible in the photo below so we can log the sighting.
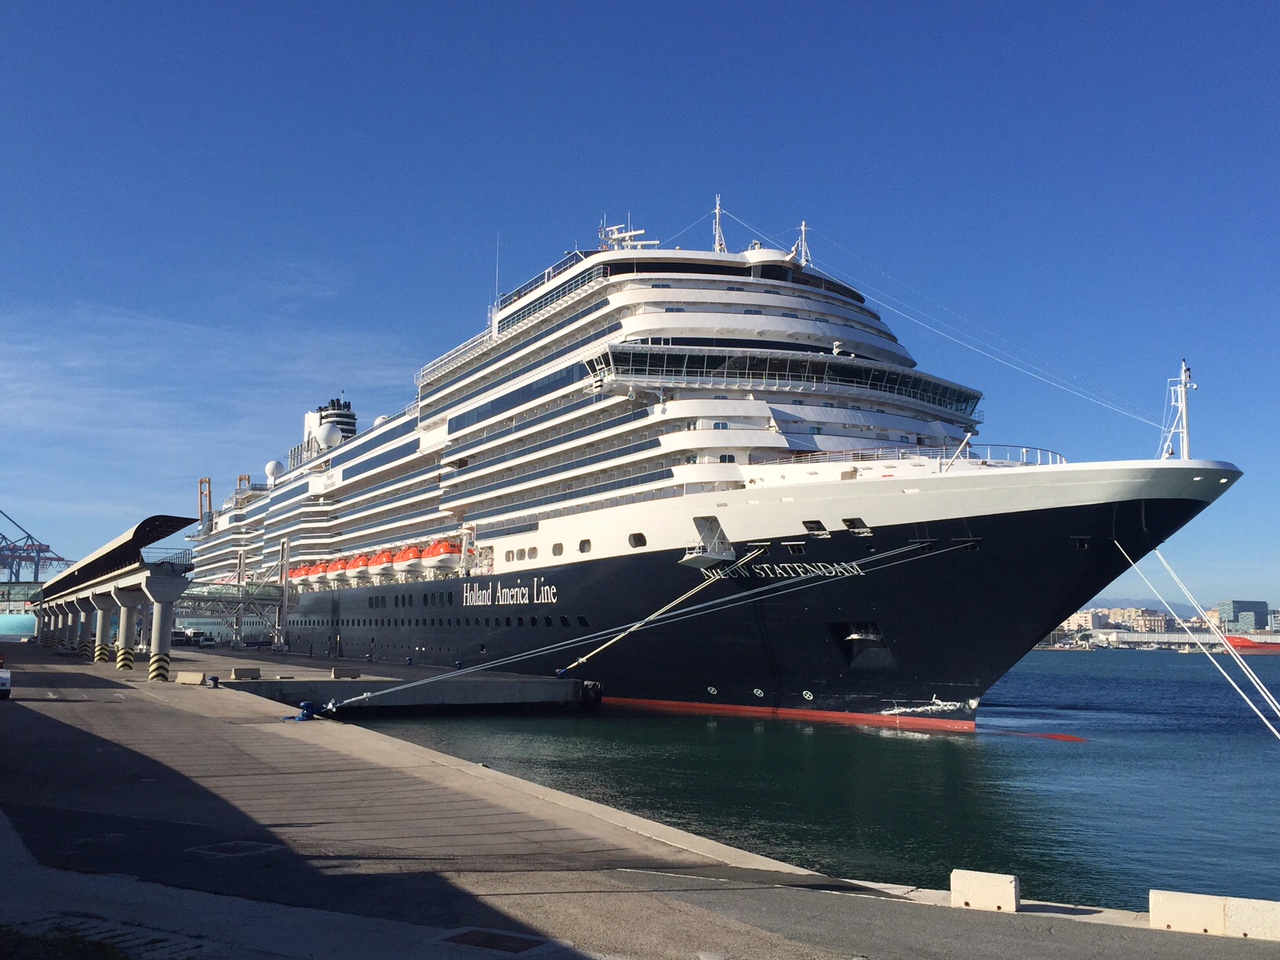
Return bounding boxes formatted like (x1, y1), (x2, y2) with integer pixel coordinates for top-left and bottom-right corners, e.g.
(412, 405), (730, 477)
(197, 223), (982, 580)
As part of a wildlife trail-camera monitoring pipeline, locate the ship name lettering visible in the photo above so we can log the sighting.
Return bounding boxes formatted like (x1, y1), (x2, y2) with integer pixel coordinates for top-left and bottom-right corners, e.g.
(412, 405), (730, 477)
(701, 561), (863, 581)
(533, 578), (558, 604)
(496, 580), (530, 605)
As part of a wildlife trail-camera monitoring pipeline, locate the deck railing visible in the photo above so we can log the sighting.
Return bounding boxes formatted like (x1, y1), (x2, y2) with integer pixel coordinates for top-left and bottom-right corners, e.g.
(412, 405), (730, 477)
(752, 444), (1067, 468)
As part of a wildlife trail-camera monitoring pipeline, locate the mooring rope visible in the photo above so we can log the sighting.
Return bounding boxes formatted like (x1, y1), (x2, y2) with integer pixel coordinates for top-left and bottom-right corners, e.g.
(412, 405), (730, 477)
(1114, 540), (1280, 741)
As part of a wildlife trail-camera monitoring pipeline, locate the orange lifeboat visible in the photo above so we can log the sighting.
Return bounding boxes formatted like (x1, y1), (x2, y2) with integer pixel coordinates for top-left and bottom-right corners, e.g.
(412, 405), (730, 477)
(392, 545), (423, 574)
(423, 540), (463, 570)
(325, 557), (349, 582)
(367, 550), (394, 576)
(288, 565), (309, 582)
(344, 554), (371, 580)
(305, 561), (329, 583)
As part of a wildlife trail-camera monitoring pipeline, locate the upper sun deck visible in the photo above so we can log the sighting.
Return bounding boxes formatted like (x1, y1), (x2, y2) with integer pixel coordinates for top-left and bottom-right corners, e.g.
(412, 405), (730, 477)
(415, 223), (873, 390)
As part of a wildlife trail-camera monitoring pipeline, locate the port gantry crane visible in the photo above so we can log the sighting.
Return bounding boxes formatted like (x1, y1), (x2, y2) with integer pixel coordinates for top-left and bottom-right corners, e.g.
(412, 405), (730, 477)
(0, 509), (70, 582)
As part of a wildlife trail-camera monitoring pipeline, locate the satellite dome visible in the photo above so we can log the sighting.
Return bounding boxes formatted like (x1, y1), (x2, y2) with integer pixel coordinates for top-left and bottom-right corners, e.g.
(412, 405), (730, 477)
(265, 460), (285, 479)
(374, 415), (390, 427)
(316, 423), (344, 449)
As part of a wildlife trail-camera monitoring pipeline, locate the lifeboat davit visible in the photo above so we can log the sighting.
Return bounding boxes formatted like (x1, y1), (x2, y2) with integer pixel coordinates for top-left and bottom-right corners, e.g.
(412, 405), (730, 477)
(345, 554), (371, 580)
(392, 545), (423, 574)
(325, 558), (349, 582)
(423, 540), (463, 570)
(367, 550), (394, 576)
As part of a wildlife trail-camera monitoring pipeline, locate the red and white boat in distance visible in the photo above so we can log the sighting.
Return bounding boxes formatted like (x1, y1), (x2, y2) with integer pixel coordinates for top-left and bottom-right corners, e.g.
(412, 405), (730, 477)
(1223, 635), (1280, 655)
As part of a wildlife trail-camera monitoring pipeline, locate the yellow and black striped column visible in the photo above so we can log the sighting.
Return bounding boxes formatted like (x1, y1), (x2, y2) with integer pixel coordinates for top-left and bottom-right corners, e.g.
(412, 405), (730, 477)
(148, 652), (170, 682)
(116, 644), (134, 671)
(94, 642), (110, 664)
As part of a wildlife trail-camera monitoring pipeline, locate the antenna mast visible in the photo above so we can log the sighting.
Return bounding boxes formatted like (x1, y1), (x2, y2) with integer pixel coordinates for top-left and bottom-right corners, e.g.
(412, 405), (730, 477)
(1161, 360), (1196, 459)
(795, 220), (812, 266)
(713, 195), (727, 253)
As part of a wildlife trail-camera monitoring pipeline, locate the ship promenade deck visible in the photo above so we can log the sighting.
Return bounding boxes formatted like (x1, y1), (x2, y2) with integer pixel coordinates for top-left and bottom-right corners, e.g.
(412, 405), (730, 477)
(0, 644), (1271, 960)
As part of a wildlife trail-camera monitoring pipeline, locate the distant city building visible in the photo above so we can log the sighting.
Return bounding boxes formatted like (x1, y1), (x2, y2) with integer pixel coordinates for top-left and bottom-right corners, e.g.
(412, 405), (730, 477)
(1132, 614), (1172, 633)
(1205, 609), (1221, 627)
(1272, 610), (1280, 632)
(1063, 610), (1109, 631)
(1219, 600), (1270, 632)
(1106, 607), (1159, 628)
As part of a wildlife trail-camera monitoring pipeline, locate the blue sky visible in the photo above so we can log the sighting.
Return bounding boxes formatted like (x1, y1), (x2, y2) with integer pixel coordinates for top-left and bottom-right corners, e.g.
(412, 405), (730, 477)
(2, 1), (1276, 609)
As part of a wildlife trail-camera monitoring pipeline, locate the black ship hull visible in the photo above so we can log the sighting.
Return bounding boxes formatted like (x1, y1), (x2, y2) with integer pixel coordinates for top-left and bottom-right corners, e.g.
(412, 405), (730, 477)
(284, 493), (1213, 731)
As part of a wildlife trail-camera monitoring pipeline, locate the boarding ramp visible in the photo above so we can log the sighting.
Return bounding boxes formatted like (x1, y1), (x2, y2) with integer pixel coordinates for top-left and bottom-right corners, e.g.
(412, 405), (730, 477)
(36, 515), (196, 680)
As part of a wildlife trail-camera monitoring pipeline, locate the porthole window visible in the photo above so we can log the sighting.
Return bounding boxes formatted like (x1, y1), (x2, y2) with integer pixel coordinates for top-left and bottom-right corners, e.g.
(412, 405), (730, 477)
(517, 548), (526, 561)
(577, 616), (589, 628)
(528, 546), (538, 559)
(579, 539), (591, 553)
(552, 543), (563, 556)
(560, 616), (570, 627)
(448, 592), (454, 605)
(628, 533), (647, 548)
(544, 616), (553, 627)
(505, 550), (514, 562)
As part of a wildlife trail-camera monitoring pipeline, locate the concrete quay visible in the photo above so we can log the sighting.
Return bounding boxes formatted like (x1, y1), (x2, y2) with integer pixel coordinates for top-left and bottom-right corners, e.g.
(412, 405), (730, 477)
(0, 644), (1273, 960)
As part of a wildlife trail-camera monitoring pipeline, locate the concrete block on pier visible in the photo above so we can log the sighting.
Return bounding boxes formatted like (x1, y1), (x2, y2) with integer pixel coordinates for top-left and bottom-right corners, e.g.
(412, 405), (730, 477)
(230, 667), (261, 680)
(175, 671), (206, 685)
(951, 869), (1020, 912)
(1151, 889), (1280, 941)
(331, 667), (361, 679)
(1226, 896), (1280, 941)
(1150, 890), (1225, 935)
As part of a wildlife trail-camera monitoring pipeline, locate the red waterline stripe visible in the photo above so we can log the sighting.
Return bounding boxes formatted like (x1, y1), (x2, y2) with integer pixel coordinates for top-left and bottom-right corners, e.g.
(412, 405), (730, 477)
(603, 696), (977, 734)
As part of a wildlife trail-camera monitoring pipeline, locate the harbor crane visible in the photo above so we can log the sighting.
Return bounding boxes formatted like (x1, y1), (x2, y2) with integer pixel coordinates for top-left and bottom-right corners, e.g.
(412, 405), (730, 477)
(0, 509), (70, 581)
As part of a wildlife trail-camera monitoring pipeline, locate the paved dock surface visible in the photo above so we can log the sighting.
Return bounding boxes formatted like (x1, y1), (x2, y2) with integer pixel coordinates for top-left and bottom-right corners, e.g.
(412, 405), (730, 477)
(0, 644), (1272, 959)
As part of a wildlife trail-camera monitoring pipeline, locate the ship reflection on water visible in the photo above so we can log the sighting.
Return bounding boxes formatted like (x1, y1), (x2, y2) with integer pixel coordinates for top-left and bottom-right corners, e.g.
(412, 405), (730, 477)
(359, 650), (1280, 912)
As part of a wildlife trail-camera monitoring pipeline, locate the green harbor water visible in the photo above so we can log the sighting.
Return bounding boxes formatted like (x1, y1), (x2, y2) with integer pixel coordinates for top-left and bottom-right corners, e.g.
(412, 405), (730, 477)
(357, 649), (1280, 911)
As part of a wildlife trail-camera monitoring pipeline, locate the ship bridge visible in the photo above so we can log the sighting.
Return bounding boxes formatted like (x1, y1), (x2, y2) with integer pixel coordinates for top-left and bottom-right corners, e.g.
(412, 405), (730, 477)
(35, 515), (196, 680)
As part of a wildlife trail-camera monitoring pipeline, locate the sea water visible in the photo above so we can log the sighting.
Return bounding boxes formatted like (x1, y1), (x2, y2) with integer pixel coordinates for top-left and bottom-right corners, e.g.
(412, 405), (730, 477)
(357, 649), (1280, 911)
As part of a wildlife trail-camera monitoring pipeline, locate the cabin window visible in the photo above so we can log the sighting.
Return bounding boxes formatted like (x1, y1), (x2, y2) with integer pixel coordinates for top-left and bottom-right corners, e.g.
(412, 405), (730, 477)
(516, 548), (526, 561)
(713, 421), (729, 430)
(579, 539), (591, 553)
(628, 533), (647, 548)
(560, 616), (570, 627)
(578, 616), (589, 628)
(552, 543), (563, 556)
(786, 543), (806, 556)
(719, 454), (736, 463)
(528, 546), (538, 559)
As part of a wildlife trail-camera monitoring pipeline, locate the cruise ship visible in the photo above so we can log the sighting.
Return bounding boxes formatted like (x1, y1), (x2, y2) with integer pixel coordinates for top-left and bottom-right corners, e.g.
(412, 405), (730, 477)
(192, 212), (1241, 731)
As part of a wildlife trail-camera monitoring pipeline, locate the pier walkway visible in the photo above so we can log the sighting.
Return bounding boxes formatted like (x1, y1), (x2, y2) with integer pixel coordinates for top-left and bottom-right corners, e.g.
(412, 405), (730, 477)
(0, 645), (1271, 960)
